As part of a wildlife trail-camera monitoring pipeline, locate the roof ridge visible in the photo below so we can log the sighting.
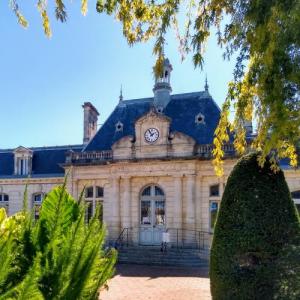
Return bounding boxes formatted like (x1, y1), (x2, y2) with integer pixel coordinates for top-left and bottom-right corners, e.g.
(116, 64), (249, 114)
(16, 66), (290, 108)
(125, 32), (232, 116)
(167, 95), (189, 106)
(122, 90), (210, 103)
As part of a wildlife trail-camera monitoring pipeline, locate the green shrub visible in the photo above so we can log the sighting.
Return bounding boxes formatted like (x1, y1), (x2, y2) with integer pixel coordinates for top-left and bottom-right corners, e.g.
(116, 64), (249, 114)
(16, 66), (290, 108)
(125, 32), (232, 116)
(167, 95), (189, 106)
(0, 180), (117, 300)
(210, 153), (300, 300)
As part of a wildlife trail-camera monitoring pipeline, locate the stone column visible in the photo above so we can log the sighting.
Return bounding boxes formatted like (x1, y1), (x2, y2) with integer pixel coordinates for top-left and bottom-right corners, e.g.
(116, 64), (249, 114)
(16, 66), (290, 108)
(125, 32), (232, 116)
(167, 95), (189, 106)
(185, 174), (196, 244)
(121, 176), (131, 229)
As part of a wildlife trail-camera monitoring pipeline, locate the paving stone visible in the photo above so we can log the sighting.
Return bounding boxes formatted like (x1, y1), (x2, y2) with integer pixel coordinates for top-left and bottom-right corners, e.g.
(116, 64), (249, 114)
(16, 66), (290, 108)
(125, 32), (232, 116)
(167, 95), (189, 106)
(100, 264), (211, 300)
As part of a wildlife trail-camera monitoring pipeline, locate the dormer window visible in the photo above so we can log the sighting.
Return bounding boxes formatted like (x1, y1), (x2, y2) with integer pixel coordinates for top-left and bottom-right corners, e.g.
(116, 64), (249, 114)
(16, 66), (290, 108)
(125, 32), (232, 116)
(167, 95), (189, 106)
(13, 146), (33, 176)
(115, 121), (124, 132)
(156, 106), (163, 114)
(195, 113), (205, 125)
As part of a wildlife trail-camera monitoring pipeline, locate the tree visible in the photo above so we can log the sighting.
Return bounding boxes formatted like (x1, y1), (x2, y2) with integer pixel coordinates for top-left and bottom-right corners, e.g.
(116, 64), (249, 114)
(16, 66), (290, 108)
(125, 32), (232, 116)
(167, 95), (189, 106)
(210, 152), (300, 299)
(8, 0), (300, 175)
(0, 181), (116, 300)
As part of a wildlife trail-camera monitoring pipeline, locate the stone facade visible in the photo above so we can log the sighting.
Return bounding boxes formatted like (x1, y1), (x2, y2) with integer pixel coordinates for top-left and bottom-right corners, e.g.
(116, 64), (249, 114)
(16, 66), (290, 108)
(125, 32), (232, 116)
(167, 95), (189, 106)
(1, 58), (299, 249)
(1, 156), (299, 248)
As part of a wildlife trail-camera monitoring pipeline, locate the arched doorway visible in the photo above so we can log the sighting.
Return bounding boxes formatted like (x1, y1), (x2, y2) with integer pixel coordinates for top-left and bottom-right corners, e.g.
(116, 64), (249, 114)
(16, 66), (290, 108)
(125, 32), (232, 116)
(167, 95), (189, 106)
(139, 185), (166, 245)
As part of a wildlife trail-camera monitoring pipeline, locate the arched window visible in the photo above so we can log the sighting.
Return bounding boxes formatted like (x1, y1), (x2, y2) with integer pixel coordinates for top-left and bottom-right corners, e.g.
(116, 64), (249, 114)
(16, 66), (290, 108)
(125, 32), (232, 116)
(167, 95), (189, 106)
(140, 185), (165, 226)
(0, 193), (9, 213)
(291, 190), (300, 214)
(84, 186), (104, 222)
(142, 186), (151, 196)
(32, 193), (44, 220)
(155, 186), (164, 196)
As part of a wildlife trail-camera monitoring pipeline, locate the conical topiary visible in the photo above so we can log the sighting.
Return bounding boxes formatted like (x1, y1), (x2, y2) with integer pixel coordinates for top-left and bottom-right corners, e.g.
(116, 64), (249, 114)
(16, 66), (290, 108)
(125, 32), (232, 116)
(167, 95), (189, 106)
(210, 152), (300, 300)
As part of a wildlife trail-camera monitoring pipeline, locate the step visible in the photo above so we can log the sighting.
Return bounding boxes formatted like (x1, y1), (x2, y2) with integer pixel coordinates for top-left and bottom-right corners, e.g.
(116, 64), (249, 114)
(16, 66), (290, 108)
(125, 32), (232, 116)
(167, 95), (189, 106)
(116, 246), (209, 267)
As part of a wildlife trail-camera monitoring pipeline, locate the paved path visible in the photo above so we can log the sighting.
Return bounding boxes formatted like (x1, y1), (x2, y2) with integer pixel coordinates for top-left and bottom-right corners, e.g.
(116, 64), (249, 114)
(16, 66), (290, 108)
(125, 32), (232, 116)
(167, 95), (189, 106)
(100, 264), (211, 300)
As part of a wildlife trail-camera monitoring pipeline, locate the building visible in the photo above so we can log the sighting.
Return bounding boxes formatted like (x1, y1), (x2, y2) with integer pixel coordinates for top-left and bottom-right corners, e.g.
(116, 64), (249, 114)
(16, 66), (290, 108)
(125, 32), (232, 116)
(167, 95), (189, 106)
(0, 59), (299, 248)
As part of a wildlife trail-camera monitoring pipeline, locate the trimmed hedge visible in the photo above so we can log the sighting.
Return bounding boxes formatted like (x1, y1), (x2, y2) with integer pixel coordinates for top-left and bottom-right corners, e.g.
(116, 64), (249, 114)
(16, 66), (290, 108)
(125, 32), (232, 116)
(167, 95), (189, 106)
(210, 153), (300, 300)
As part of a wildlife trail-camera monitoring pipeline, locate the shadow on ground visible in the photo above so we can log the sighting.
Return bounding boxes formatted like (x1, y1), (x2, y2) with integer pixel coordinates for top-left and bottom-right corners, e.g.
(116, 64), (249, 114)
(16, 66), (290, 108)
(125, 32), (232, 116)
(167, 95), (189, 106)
(116, 263), (209, 279)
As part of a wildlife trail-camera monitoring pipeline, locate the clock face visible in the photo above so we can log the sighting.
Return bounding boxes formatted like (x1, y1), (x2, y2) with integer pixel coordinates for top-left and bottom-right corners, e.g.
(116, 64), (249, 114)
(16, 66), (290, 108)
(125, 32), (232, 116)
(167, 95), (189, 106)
(144, 128), (159, 144)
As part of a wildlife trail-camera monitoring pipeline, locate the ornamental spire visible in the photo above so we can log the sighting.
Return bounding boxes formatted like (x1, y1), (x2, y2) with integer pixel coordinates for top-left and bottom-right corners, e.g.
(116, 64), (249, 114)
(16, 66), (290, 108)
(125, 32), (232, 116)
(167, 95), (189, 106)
(204, 74), (209, 92)
(119, 85), (123, 103)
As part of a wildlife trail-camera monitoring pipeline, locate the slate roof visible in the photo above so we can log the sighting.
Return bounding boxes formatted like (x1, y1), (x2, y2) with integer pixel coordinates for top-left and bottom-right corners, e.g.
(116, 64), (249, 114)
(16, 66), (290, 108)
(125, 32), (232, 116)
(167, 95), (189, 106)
(0, 145), (83, 178)
(84, 91), (221, 151)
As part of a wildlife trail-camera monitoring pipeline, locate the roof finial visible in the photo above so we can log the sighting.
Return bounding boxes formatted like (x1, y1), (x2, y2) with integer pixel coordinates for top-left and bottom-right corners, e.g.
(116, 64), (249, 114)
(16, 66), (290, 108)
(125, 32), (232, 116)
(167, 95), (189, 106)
(119, 85), (123, 102)
(205, 74), (209, 92)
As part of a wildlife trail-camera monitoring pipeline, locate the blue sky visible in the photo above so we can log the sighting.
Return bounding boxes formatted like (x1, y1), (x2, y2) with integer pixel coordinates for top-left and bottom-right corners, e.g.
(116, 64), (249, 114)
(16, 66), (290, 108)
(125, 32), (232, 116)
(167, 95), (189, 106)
(0, 1), (235, 149)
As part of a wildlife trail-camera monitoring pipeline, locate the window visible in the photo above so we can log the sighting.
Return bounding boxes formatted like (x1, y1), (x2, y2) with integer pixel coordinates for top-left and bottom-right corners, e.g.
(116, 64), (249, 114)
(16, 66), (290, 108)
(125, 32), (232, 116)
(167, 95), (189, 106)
(195, 113), (205, 124)
(142, 186), (151, 196)
(13, 147), (33, 176)
(0, 193), (9, 213)
(291, 191), (300, 199)
(85, 200), (93, 223)
(210, 201), (219, 231)
(85, 186), (93, 198)
(115, 121), (124, 132)
(96, 186), (104, 198)
(32, 193), (44, 220)
(84, 186), (104, 223)
(291, 190), (300, 214)
(155, 186), (164, 196)
(140, 185), (165, 227)
(210, 184), (219, 197)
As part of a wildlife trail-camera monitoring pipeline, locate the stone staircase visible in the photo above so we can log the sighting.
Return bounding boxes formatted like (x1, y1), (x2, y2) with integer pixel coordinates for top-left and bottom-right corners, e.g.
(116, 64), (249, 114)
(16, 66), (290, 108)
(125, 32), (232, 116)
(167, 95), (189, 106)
(117, 246), (209, 267)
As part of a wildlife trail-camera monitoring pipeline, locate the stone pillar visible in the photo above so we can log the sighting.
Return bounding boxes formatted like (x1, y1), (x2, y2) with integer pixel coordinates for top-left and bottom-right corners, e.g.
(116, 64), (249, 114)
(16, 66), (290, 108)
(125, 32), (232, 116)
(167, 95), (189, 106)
(195, 175), (202, 231)
(185, 174), (196, 244)
(173, 175), (182, 229)
(110, 176), (120, 242)
(173, 174), (183, 245)
(121, 176), (131, 229)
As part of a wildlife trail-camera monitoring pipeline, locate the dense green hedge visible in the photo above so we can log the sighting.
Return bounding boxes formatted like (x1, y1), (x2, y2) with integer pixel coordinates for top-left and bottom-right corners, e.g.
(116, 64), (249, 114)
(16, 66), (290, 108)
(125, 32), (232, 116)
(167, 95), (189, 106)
(210, 153), (300, 300)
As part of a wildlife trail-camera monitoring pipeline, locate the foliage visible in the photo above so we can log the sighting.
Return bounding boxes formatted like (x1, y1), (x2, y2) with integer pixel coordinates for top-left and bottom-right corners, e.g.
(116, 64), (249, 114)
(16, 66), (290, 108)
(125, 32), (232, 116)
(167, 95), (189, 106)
(210, 152), (300, 300)
(0, 181), (116, 300)
(8, 0), (300, 175)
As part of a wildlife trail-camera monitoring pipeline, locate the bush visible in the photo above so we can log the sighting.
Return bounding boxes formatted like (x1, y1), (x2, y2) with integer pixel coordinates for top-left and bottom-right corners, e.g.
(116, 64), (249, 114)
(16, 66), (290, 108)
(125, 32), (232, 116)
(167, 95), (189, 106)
(0, 180), (117, 300)
(210, 153), (300, 300)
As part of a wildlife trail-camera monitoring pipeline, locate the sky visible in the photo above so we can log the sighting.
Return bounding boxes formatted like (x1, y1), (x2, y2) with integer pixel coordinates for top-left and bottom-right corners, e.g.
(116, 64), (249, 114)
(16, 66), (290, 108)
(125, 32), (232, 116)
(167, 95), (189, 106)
(0, 1), (236, 149)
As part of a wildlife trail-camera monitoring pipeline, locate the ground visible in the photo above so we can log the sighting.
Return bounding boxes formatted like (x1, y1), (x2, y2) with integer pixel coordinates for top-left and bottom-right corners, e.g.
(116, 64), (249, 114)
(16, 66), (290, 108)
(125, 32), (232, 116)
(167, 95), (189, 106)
(100, 264), (211, 300)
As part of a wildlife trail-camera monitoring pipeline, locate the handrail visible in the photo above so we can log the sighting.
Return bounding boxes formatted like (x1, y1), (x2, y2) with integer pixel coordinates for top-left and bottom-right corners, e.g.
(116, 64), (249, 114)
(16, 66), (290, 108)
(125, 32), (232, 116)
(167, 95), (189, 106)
(115, 227), (212, 250)
(166, 228), (212, 250)
(115, 227), (130, 249)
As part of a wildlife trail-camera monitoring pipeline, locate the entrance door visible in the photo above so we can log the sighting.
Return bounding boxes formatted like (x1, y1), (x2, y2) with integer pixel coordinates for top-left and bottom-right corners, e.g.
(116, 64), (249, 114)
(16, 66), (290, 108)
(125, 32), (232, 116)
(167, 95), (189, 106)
(140, 185), (166, 245)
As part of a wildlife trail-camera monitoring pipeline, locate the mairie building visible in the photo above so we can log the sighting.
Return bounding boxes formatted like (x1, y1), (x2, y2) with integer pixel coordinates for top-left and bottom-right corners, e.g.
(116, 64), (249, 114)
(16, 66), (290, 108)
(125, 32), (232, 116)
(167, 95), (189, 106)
(0, 59), (299, 248)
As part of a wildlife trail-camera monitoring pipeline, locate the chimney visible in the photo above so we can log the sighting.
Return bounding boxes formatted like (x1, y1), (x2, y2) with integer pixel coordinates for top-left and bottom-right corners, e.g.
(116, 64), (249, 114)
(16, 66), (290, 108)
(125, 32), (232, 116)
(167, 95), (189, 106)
(82, 102), (99, 145)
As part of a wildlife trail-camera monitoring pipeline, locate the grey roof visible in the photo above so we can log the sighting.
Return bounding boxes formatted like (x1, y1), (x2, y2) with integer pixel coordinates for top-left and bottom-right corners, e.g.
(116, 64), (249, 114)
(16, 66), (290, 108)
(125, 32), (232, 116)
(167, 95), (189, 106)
(0, 145), (83, 178)
(84, 91), (220, 151)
